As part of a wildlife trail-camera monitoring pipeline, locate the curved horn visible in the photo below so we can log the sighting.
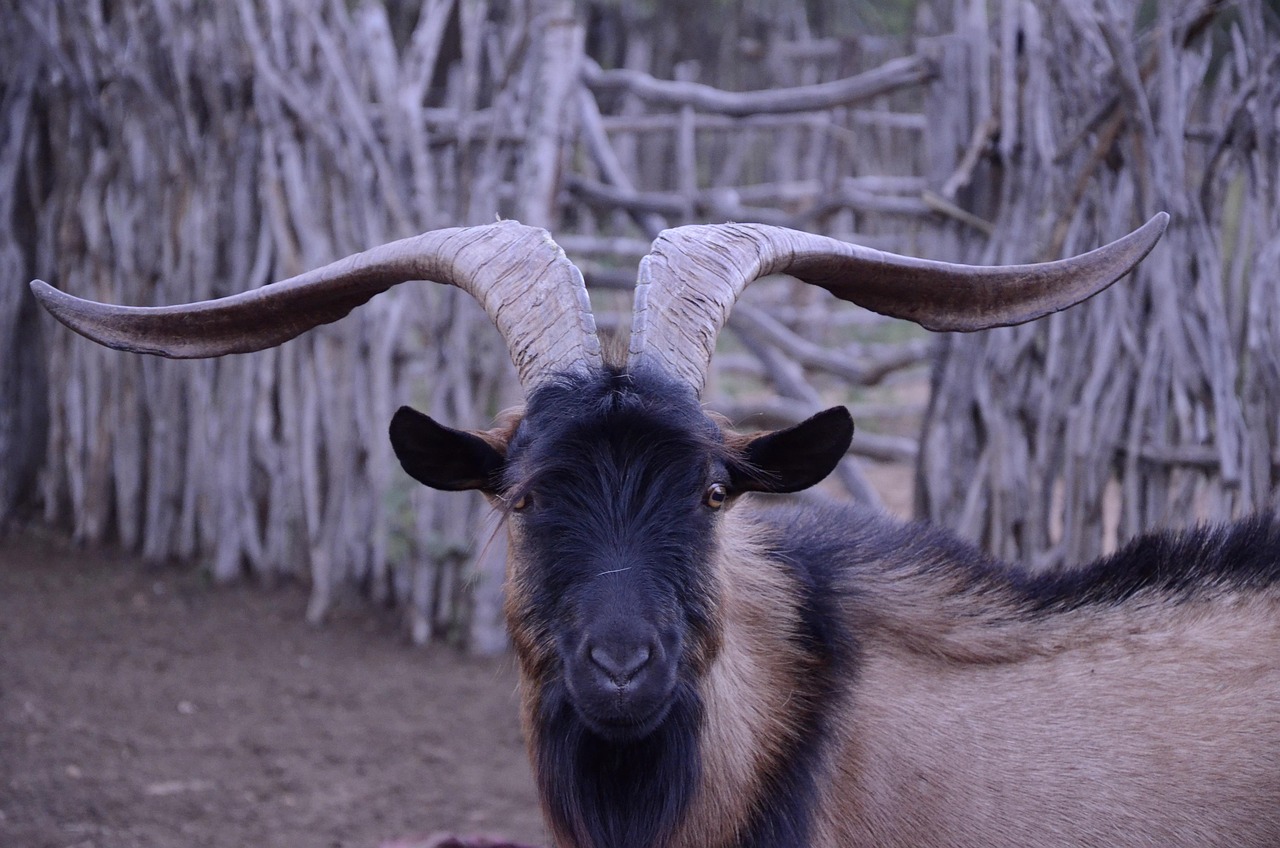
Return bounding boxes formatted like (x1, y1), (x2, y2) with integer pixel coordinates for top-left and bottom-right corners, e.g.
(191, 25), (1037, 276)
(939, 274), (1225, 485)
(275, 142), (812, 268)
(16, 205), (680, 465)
(628, 213), (1168, 395)
(31, 220), (602, 390)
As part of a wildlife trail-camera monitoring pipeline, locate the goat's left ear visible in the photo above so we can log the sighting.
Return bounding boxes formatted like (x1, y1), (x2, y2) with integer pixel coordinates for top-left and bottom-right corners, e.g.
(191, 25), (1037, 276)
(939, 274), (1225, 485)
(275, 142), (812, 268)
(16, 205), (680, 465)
(728, 406), (853, 494)
(389, 406), (508, 494)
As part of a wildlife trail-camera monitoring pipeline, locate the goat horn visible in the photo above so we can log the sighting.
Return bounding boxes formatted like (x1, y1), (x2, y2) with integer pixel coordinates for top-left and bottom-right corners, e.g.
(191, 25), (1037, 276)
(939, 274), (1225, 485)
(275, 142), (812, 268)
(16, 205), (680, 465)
(628, 213), (1168, 395)
(31, 220), (602, 390)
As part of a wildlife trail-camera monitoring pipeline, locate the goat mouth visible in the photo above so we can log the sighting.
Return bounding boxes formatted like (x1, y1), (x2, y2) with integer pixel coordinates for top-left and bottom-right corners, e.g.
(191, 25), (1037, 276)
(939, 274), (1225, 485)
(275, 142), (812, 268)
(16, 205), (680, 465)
(575, 699), (673, 743)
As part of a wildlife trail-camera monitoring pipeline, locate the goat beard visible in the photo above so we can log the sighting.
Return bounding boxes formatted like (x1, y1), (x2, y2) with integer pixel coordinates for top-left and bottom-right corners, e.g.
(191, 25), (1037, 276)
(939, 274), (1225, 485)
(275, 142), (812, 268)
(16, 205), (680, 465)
(532, 679), (703, 848)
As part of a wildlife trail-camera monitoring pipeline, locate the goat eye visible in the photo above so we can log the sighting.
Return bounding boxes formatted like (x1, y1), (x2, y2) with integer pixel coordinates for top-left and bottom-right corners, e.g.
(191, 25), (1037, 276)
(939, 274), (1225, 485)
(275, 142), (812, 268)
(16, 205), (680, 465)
(705, 483), (727, 509)
(511, 492), (532, 511)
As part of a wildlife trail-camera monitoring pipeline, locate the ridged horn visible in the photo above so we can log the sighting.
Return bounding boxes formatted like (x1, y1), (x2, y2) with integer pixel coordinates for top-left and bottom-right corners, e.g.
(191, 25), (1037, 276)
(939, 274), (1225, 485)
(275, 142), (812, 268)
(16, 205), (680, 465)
(628, 213), (1168, 395)
(30, 220), (602, 390)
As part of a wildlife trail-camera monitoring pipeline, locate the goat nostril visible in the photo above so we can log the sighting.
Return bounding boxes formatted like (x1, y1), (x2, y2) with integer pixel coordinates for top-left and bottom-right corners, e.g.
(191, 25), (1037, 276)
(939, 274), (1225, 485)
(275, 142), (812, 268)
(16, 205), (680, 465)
(588, 643), (653, 685)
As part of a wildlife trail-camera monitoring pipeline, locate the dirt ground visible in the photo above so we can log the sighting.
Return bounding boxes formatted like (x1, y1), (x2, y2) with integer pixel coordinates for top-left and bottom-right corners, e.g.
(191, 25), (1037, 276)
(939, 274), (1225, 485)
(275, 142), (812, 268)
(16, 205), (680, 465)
(0, 529), (546, 848)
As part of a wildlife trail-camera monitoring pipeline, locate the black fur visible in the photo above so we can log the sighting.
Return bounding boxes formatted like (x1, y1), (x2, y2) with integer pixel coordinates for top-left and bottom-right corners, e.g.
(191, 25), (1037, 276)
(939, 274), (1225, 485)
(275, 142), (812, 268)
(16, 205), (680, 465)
(536, 682), (703, 848)
(1022, 512), (1280, 611)
(758, 498), (1280, 621)
(389, 406), (505, 492)
(505, 368), (729, 847)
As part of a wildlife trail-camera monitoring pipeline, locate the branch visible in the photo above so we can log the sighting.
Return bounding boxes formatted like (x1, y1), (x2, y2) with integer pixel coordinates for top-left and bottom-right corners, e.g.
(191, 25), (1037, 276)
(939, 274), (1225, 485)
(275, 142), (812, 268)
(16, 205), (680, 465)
(582, 54), (935, 117)
(566, 174), (932, 227)
(920, 190), (994, 236)
(575, 86), (667, 237)
(731, 304), (931, 387)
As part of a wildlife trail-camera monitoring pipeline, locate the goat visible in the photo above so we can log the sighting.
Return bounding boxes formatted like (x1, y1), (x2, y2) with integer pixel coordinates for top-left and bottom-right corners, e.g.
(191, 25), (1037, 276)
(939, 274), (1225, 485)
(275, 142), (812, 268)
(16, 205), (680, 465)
(32, 213), (1280, 847)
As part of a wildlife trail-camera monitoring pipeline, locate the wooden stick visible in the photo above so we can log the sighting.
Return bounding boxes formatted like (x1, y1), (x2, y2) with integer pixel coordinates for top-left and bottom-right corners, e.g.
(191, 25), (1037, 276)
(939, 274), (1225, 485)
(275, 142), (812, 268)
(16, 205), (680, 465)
(582, 53), (935, 116)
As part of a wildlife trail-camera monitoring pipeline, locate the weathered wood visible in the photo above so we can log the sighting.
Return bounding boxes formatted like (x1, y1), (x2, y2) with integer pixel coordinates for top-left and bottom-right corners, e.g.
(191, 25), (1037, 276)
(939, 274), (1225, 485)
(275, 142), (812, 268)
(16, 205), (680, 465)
(600, 111), (923, 133)
(515, 0), (583, 228)
(917, 0), (1278, 566)
(575, 87), (669, 237)
(584, 53), (935, 116)
(9, 0), (1276, 648)
(567, 174), (934, 222)
(730, 304), (931, 387)
(7, 0), (554, 647)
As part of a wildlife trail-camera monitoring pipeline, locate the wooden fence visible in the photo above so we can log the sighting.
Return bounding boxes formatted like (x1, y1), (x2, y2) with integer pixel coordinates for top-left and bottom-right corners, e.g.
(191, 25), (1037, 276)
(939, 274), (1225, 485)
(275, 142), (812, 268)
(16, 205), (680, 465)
(918, 0), (1280, 567)
(2, 0), (1276, 649)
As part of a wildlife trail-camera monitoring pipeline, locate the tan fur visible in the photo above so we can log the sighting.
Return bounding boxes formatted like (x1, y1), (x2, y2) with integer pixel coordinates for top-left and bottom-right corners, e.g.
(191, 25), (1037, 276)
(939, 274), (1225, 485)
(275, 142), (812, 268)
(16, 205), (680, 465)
(599, 327), (630, 369)
(811, 561), (1280, 847)
(474, 407), (524, 459)
(693, 511), (1280, 846)
(706, 411), (752, 452)
(501, 513), (577, 846)
(501, 515), (552, 698)
(486, 406), (560, 839)
(669, 509), (820, 847)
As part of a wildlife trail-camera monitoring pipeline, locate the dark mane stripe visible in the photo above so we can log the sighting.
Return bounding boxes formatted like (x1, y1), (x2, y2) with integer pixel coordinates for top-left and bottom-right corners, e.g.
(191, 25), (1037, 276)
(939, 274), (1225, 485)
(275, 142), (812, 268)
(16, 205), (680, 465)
(735, 534), (858, 847)
(1022, 513), (1280, 612)
(762, 499), (1280, 617)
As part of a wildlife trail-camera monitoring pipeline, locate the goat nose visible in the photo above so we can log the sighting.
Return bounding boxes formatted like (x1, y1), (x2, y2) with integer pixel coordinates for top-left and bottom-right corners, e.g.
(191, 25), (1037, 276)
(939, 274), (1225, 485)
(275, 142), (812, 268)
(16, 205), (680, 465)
(588, 643), (652, 686)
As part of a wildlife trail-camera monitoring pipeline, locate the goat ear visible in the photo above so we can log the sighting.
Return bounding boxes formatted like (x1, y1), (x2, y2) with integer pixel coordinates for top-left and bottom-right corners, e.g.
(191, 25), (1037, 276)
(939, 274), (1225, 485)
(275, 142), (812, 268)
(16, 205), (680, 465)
(389, 406), (507, 493)
(729, 406), (853, 494)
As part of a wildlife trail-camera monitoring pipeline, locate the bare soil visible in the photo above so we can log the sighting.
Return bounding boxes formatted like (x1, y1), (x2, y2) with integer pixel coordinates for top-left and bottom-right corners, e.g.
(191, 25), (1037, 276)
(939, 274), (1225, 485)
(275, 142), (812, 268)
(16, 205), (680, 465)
(0, 530), (546, 848)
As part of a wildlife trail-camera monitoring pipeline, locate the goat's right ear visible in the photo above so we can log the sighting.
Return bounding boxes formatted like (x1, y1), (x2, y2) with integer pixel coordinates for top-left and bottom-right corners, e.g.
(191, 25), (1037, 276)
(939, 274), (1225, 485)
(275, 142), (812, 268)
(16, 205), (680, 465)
(389, 406), (507, 494)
